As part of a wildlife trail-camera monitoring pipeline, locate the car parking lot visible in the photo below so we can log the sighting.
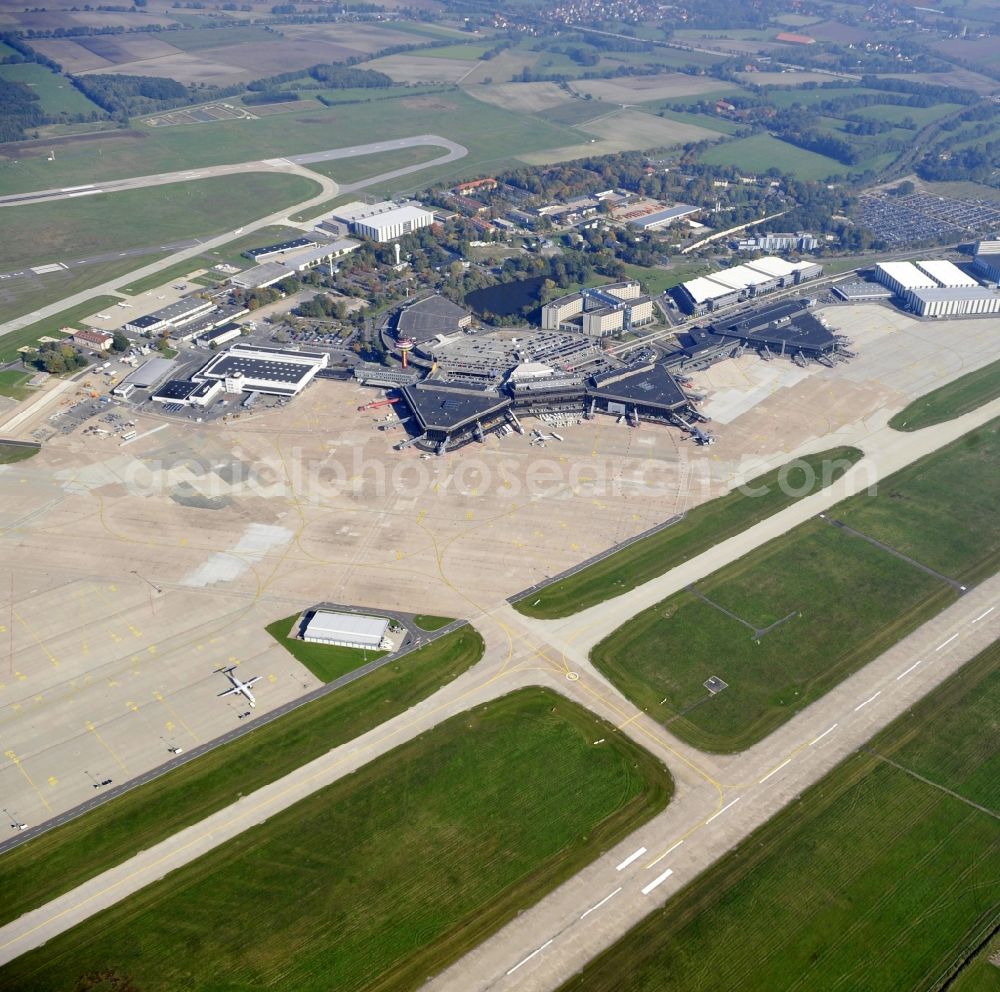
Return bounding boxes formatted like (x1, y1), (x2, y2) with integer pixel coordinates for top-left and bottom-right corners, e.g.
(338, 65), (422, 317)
(859, 191), (1000, 248)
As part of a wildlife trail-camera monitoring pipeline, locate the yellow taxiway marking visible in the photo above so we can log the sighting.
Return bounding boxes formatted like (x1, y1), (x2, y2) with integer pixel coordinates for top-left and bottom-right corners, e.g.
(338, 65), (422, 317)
(85, 721), (129, 775)
(4, 749), (53, 813)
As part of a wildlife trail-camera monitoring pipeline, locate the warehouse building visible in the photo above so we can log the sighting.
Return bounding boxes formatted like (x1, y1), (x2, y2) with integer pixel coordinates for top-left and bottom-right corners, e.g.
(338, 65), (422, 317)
(230, 262), (289, 291)
(331, 200), (434, 242)
(629, 203), (699, 231)
(278, 238), (360, 272)
(675, 258), (822, 314)
(301, 610), (390, 650)
(244, 237), (315, 261)
(908, 286), (1000, 317)
(197, 323), (243, 349)
(676, 275), (742, 314)
(194, 344), (328, 397)
(72, 328), (113, 351)
(111, 357), (177, 397)
(875, 258), (998, 315)
(972, 238), (1000, 283)
(124, 298), (216, 335)
(150, 378), (223, 408)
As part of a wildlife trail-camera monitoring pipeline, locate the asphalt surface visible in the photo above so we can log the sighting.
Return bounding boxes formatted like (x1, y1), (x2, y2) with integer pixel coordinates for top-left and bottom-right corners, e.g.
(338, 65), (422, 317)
(1, 394), (997, 975)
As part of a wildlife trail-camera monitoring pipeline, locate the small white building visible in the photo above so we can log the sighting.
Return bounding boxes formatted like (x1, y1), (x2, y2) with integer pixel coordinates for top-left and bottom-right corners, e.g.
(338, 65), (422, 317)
(302, 610), (390, 650)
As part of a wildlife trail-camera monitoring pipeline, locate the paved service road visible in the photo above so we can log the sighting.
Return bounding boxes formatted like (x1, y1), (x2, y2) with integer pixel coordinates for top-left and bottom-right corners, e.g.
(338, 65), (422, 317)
(1, 396), (997, 974)
(0, 134), (466, 340)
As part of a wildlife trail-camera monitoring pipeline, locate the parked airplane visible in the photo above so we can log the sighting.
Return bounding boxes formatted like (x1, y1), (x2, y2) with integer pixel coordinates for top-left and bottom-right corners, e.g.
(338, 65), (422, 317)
(217, 666), (263, 708)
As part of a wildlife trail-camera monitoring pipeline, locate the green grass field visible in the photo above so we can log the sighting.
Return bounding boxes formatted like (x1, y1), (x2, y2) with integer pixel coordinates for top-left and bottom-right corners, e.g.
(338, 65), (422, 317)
(0, 173), (321, 271)
(0, 369), (32, 399)
(301, 145), (446, 185)
(889, 358), (1000, 433)
(515, 448), (863, 620)
(0, 62), (103, 117)
(265, 613), (387, 682)
(592, 421), (999, 751)
(0, 295), (121, 363)
(835, 419), (1000, 586)
(1, 688), (673, 992)
(0, 441), (39, 464)
(0, 88), (580, 196)
(414, 614), (454, 631)
(561, 640), (1000, 992)
(0, 625), (484, 930)
(699, 132), (846, 180)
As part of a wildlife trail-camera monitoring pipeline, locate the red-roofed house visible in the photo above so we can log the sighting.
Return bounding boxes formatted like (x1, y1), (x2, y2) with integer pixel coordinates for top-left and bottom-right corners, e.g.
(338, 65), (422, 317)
(71, 328), (114, 351)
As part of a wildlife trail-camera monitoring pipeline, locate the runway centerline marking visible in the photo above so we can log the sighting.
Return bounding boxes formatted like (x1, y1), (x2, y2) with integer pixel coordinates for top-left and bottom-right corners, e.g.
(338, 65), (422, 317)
(705, 797), (740, 824)
(935, 633), (958, 651)
(580, 887), (621, 919)
(854, 691), (881, 712)
(616, 847), (646, 871)
(506, 938), (554, 976)
(759, 757), (792, 784)
(971, 606), (994, 624)
(897, 660), (922, 680)
(809, 723), (837, 745)
(641, 868), (673, 895)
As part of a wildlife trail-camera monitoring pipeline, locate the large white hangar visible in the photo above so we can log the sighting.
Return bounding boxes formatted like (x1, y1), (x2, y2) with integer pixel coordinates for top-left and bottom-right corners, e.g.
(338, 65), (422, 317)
(301, 610), (390, 650)
(194, 344), (329, 397)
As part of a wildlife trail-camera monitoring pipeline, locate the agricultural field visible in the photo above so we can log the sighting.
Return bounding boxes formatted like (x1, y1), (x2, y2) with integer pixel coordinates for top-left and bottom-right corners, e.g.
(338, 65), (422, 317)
(699, 132), (845, 181)
(0, 63), (103, 118)
(366, 53), (480, 84)
(561, 640), (1000, 992)
(265, 613), (386, 683)
(890, 358), (1000, 432)
(0, 688), (673, 992)
(572, 73), (737, 104)
(515, 448), (863, 619)
(592, 421), (1000, 751)
(0, 625), (485, 930)
(0, 173), (320, 271)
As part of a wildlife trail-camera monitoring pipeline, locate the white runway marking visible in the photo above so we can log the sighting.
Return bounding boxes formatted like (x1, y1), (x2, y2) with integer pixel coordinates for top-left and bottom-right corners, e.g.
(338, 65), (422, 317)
(60, 185), (94, 192)
(896, 660), (922, 680)
(705, 797), (740, 824)
(809, 723), (838, 746)
(936, 633), (959, 651)
(972, 606), (994, 624)
(616, 847), (646, 871)
(854, 691), (881, 711)
(506, 939), (554, 975)
(66, 189), (102, 198)
(580, 887), (621, 919)
(647, 839), (683, 868)
(759, 757), (792, 784)
(641, 868), (673, 895)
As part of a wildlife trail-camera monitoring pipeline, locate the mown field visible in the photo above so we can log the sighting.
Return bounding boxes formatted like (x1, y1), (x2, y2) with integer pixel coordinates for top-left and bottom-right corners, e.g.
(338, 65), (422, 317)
(0, 62), (103, 117)
(0, 625), (484, 929)
(561, 639), (1000, 992)
(301, 144), (446, 186)
(698, 132), (845, 181)
(0, 88), (580, 196)
(592, 420), (999, 751)
(0, 172), (321, 271)
(0, 688), (673, 992)
(265, 613), (387, 682)
(889, 358), (1000, 433)
(515, 448), (863, 619)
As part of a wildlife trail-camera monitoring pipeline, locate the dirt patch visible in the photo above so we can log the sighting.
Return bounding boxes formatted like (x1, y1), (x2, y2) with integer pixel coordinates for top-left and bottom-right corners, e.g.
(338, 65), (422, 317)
(573, 73), (732, 103)
(0, 128), (144, 160)
(366, 54), (477, 84)
(30, 38), (112, 74)
(464, 81), (573, 114)
(398, 95), (461, 111)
